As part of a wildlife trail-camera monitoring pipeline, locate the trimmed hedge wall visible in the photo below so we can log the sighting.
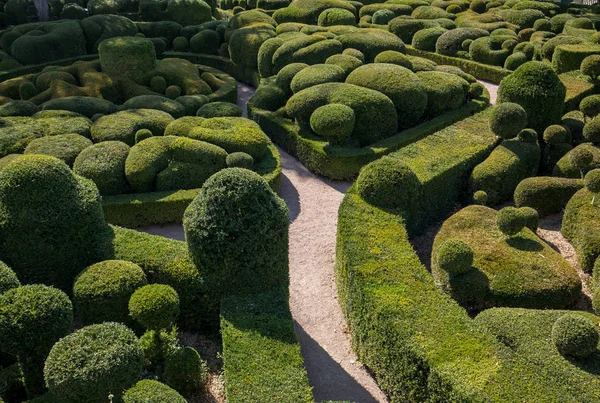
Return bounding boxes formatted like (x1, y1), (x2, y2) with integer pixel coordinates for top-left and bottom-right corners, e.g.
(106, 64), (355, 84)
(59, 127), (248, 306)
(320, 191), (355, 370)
(220, 287), (313, 403)
(562, 187), (600, 273)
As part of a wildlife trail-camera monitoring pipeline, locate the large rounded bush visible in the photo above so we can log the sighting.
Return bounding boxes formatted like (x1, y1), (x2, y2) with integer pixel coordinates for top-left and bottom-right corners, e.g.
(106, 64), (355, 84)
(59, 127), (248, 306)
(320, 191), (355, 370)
(583, 118), (600, 144)
(24, 134), (92, 167)
(310, 103), (355, 145)
(489, 102), (528, 139)
(123, 380), (186, 403)
(416, 70), (469, 117)
(73, 141), (131, 196)
(552, 314), (599, 358)
(373, 50), (413, 69)
(581, 54), (600, 80)
(497, 61), (566, 133)
(290, 63), (346, 93)
(0, 261), (20, 294)
(436, 239), (474, 275)
(184, 168), (289, 298)
(129, 284), (180, 331)
(580, 95), (600, 118)
(585, 168), (600, 193)
(164, 347), (208, 396)
(0, 155), (110, 290)
(318, 7), (355, 26)
(543, 125), (569, 145)
(44, 322), (144, 403)
(412, 26), (448, 52)
(73, 260), (148, 325)
(496, 206), (526, 236)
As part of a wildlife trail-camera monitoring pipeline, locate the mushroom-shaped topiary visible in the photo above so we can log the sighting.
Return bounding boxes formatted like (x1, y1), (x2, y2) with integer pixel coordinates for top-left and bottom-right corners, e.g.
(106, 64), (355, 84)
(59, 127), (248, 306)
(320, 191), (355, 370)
(473, 190), (488, 205)
(123, 380), (186, 403)
(0, 261), (20, 294)
(310, 103), (355, 145)
(226, 151), (254, 169)
(135, 128), (153, 143)
(496, 206), (526, 237)
(580, 94), (600, 119)
(436, 239), (474, 275)
(581, 54), (600, 81)
(0, 284), (73, 398)
(518, 128), (539, 143)
(163, 347), (208, 396)
(520, 206), (539, 232)
(44, 322), (144, 403)
(552, 314), (599, 358)
(129, 284), (180, 331)
(489, 102), (528, 139)
(585, 168), (600, 205)
(583, 118), (600, 144)
(569, 146), (594, 178)
(543, 125), (570, 145)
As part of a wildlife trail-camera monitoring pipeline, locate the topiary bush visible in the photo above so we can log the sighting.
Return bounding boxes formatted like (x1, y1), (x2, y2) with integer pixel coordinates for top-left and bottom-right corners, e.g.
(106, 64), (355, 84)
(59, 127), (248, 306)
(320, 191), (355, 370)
(514, 176), (584, 217)
(372, 9), (395, 25)
(73, 141), (131, 196)
(373, 50), (413, 70)
(551, 314), (599, 358)
(583, 118), (600, 144)
(473, 190), (488, 205)
(488, 102), (528, 139)
(196, 101), (243, 118)
(163, 347), (208, 396)
(0, 155), (111, 290)
(0, 260), (19, 294)
(497, 206), (526, 237)
(585, 168), (600, 205)
(129, 284), (180, 331)
(580, 95), (600, 119)
(497, 61), (566, 134)
(310, 103), (355, 145)
(416, 70), (469, 118)
(226, 151), (254, 169)
(184, 168), (289, 299)
(290, 64), (346, 93)
(581, 54), (600, 80)
(44, 322), (144, 403)
(412, 26), (448, 52)
(123, 380), (186, 403)
(23, 134), (93, 167)
(136, 129), (153, 143)
(73, 260), (148, 326)
(543, 125), (570, 145)
(520, 206), (539, 232)
(436, 239), (474, 275)
(317, 7), (355, 26)
(0, 284), (73, 398)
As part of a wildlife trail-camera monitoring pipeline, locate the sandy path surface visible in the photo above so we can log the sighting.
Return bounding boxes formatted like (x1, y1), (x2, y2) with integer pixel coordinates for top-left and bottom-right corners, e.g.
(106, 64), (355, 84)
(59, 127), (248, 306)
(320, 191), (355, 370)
(478, 80), (499, 104)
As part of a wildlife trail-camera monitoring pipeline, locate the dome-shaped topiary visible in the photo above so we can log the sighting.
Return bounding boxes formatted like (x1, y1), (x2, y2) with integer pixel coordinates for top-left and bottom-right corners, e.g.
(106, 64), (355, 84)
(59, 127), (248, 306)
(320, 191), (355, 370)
(129, 284), (180, 331)
(73, 141), (131, 196)
(73, 260), (148, 326)
(45, 322), (143, 403)
(135, 128), (153, 143)
(24, 134), (93, 167)
(196, 102), (243, 118)
(150, 76), (167, 94)
(226, 151), (254, 169)
(310, 103), (355, 145)
(569, 146), (594, 177)
(373, 50), (413, 70)
(318, 7), (355, 26)
(552, 314), (599, 358)
(543, 125), (569, 145)
(488, 102), (528, 139)
(342, 48), (365, 62)
(583, 118), (600, 144)
(372, 9), (395, 25)
(123, 380), (186, 403)
(469, 82), (485, 99)
(585, 168), (600, 193)
(172, 36), (189, 52)
(436, 239), (474, 275)
(0, 284), (72, 396)
(579, 94), (600, 118)
(0, 261), (20, 294)
(518, 128), (539, 143)
(184, 169), (289, 298)
(497, 61), (566, 133)
(164, 347), (208, 396)
(473, 190), (488, 205)
(520, 206), (539, 232)
(496, 206), (526, 237)
(165, 85), (182, 100)
(581, 54), (600, 80)
(0, 155), (111, 291)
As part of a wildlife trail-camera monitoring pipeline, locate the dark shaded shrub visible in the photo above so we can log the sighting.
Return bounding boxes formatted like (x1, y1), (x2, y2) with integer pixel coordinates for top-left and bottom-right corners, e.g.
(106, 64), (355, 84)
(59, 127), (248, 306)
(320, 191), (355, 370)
(310, 103), (355, 145)
(416, 70), (469, 117)
(164, 347), (208, 396)
(317, 7), (355, 26)
(373, 50), (413, 69)
(581, 95), (600, 118)
(23, 134), (92, 167)
(196, 101), (243, 118)
(73, 141), (131, 196)
(436, 239), (474, 275)
(0, 260), (20, 294)
(583, 118), (600, 144)
(514, 176), (583, 216)
(581, 54), (600, 80)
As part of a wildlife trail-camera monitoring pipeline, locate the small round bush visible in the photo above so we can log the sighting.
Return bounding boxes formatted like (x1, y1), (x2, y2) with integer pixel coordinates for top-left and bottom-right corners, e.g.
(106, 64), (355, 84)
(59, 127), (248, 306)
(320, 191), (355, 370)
(124, 380), (186, 403)
(580, 95), (600, 118)
(372, 9), (395, 25)
(570, 146), (594, 175)
(24, 134), (93, 167)
(0, 261), (20, 294)
(135, 128), (153, 143)
(518, 128), (538, 143)
(436, 239), (474, 275)
(342, 48), (365, 63)
(581, 54), (600, 80)
(469, 82), (485, 99)
(172, 36), (189, 52)
(318, 8), (355, 27)
(543, 125), (569, 145)
(150, 76), (167, 94)
(166, 85), (182, 100)
(504, 52), (528, 71)
(489, 102), (528, 139)
(129, 284), (180, 331)
(164, 347), (208, 396)
(470, 0), (486, 13)
(585, 168), (600, 193)
(196, 101), (243, 118)
(462, 39), (473, 51)
(473, 190), (488, 205)
(226, 151), (254, 169)
(19, 81), (36, 100)
(73, 260), (148, 326)
(496, 206), (526, 236)
(45, 322), (144, 403)
(552, 314), (599, 358)
(310, 103), (355, 145)
(514, 42), (534, 59)
(533, 18), (551, 31)
(373, 50), (413, 70)
(583, 117), (600, 144)
(447, 4), (462, 13)
(520, 206), (539, 232)
(73, 141), (131, 196)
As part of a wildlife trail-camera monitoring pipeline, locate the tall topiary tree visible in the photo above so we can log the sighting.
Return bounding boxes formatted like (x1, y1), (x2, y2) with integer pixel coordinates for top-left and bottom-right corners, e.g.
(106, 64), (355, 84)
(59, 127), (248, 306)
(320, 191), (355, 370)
(0, 155), (112, 291)
(183, 168), (289, 300)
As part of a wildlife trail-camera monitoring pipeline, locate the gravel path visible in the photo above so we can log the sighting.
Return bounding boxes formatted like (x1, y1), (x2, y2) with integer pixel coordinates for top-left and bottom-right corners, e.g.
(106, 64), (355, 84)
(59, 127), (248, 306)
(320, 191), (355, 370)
(477, 80), (499, 104)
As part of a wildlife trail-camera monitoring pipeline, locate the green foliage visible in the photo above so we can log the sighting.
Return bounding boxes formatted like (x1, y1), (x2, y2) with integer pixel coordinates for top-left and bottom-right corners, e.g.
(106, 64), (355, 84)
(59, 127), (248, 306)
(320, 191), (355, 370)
(41, 97), (118, 119)
(164, 347), (208, 396)
(372, 9), (396, 25)
(139, 327), (179, 371)
(317, 7), (355, 26)
(123, 380), (186, 403)
(562, 187), (600, 271)
(469, 36), (511, 66)
(497, 206), (526, 236)
(552, 314), (599, 358)
(514, 176), (584, 216)
(553, 44), (600, 75)
(310, 103), (355, 145)
(45, 322), (143, 403)
(0, 155), (110, 290)
(226, 151), (254, 168)
(373, 50), (413, 69)
(412, 26), (448, 52)
(272, 0), (355, 24)
(135, 129), (153, 144)
(584, 118), (600, 144)
(23, 134), (92, 167)
(290, 64), (346, 93)
(580, 95), (600, 118)
(91, 109), (174, 146)
(416, 70), (469, 118)
(473, 189), (488, 205)
(196, 101), (243, 118)
(324, 54), (363, 76)
(129, 284), (180, 331)
(99, 37), (157, 85)
(436, 239), (474, 275)
(581, 54), (600, 80)
(19, 81), (36, 101)
(0, 260), (20, 294)
(173, 36), (189, 52)
(122, 96), (186, 119)
(543, 125), (570, 145)
(184, 168), (289, 299)
(73, 141), (131, 196)
(165, 85), (182, 100)
(520, 205), (539, 232)
(585, 168), (600, 193)
(435, 27), (489, 56)
(497, 61), (566, 134)
(337, 29), (406, 62)
(190, 30), (220, 55)
(488, 102), (528, 139)
(73, 260), (147, 326)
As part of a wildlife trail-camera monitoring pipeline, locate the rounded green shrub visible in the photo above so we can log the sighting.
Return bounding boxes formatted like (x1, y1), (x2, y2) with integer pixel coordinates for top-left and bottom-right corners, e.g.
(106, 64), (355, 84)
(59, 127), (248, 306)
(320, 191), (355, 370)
(73, 260), (148, 326)
(435, 27), (489, 56)
(514, 176), (584, 216)
(196, 101), (243, 118)
(469, 82), (485, 99)
(473, 190), (488, 205)
(412, 26), (448, 52)
(514, 42), (534, 59)
(184, 168), (289, 298)
(469, 36), (511, 66)
(0, 261), (20, 294)
(72, 141), (130, 196)
(45, 322), (143, 403)
(489, 102), (528, 139)
(520, 206), (539, 232)
(543, 125), (569, 145)
(497, 61), (566, 133)
(24, 134), (92, 167)
(436, 239), (474, 275)
(372, 9), (396, 25)
(342, 48), (365, 62)
(585, 168), (600, 193)
(318, 7), (355, 26)
(290, 63), (346, 93)
(518, 128), (539, 143)
(173, 36), (189, 52)
(325, 54), (363, 76)
(580, 54), (600, 80)
(496, 206), (526, 236)
(533, 18), (551, 31)
(416, 70), (469, 117)
(151, 76), (168, 94)
(552, 314), (599, 358)
(99, 37), (156, 85)
(470, 0), (486, 13)
(504, 51), (528, 70)
(583, 118), (600, 144)
(164, 347), (208, 395)
(135, 128), (153, 143)
(165, 85), (182, 100)
(337, 30), (406, 62)
(310, 103), (355, 145)
(569, 146), (594, 176)
(275, 63), (309, 93)
(226, 151), (254, 168)
(0, 155), (110, 290)
(123, 380), (186, 403)
(19, 81), (36, 100)
(580, 95), (600, 118)
(373, 50), (413, 70)
(190, 30), (220, 55)
(91, 109), (174, 146)
(129, 284), (180, 331)
(447, 4), (462, 14)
